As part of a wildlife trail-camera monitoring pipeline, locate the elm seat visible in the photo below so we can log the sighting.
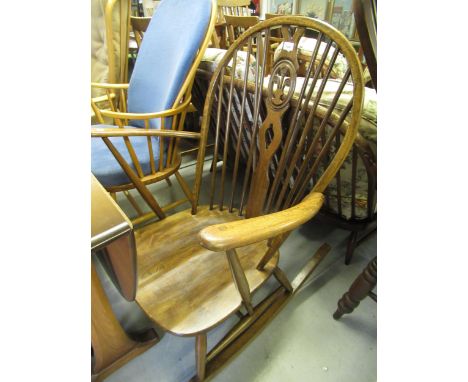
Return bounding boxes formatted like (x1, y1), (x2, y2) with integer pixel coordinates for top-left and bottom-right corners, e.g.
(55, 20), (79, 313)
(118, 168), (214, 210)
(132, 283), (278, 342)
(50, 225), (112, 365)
(91, 125), (162, 188)
(135, 206), (279, 336)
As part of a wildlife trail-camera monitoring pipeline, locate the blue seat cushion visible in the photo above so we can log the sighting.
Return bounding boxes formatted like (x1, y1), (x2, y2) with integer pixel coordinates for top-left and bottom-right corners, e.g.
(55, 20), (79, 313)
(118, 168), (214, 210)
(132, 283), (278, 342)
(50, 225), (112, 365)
(91, 125), (162, 188)
(127, 0), (212, 129)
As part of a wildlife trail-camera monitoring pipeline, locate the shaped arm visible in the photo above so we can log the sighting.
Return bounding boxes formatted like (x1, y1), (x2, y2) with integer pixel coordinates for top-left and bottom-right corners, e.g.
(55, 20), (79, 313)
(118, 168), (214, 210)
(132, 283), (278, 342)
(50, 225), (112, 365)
(91, 82), (193, 124)
(198, 192), (324, 252)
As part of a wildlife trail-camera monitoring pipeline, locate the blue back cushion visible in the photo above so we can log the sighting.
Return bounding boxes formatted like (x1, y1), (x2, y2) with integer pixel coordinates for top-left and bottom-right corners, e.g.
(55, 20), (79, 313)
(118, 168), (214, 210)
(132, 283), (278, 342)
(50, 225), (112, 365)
(127, 0), (212, 129)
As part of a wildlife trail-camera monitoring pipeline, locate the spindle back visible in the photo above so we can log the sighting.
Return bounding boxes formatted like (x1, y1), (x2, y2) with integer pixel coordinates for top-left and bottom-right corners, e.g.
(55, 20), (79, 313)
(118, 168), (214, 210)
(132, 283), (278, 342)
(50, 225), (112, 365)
(194, 16), (364, 218)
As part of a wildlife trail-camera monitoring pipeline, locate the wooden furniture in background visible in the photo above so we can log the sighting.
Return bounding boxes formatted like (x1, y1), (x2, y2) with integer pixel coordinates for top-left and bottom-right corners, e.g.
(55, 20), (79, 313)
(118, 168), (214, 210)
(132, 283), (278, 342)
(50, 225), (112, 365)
(333, 256), (377, 319)
(224, 15), (259, 47)
(130, 16), (151, 50)
(91, 0), (216, 227)
(215, 0), (252, 49)
(128, 16), (151, 73)
(217, 0), (252, 19)
(324, 0), (377, 264)
(318, 132), (377, 265)
(353, 0), (376, 89)
(130, 16), (364, 380)
(91, 175), (158, 382)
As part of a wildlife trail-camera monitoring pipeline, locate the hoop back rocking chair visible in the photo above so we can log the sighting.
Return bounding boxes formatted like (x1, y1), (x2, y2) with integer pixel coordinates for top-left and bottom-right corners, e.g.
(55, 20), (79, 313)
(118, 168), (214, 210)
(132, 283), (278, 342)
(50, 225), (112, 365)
(109, 16), (366, 380)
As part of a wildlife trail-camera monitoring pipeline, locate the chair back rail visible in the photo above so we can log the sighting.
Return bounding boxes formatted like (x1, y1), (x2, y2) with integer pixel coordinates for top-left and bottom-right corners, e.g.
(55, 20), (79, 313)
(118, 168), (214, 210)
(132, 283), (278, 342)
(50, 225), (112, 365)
(224, 15), (260, 46)
(218, 0), (252, 21)
(195, 17), (364, 221)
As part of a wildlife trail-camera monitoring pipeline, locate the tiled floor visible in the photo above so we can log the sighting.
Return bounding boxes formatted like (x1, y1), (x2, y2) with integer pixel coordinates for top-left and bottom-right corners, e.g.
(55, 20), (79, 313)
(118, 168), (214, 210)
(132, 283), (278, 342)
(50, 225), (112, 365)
(95, 155), (377, 382)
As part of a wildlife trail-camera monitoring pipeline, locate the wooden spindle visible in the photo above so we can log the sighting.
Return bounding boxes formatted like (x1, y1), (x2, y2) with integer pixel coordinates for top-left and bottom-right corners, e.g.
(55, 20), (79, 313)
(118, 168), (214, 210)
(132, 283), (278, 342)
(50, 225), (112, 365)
(219, 51), (238, 210)
(209, 70), (225, 209)
(229, 38), (253, 212)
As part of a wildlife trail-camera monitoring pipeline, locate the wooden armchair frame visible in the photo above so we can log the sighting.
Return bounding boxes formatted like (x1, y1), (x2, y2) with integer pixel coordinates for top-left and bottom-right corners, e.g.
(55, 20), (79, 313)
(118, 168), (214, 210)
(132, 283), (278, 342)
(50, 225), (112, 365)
(224, 15), (260, 47)
(192, 61), (375, 268)
(319, 0), (377, 263)
(214, 0), (252, 49)
(104, 16), (365, 381)
(217, 0), (252, 21)
(91, 0), (217, 225)
(353, 0), (377, 89)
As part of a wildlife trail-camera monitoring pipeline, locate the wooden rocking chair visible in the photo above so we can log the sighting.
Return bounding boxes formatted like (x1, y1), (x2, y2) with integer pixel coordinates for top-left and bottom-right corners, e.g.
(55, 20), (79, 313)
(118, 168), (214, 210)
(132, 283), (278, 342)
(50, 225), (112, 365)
(105, 16), (364, 380)
(91, 0), (216, 226)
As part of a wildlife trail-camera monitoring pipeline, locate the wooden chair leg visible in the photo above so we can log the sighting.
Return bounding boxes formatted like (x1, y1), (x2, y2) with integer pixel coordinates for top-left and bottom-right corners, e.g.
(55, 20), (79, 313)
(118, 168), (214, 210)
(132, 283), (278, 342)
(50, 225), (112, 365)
(333, 256), (377, 320)
(123, 190), (144, 217)
(165, 178), (172, 187)
(345, 230), (359, 265)
(196, 333), (207, 381)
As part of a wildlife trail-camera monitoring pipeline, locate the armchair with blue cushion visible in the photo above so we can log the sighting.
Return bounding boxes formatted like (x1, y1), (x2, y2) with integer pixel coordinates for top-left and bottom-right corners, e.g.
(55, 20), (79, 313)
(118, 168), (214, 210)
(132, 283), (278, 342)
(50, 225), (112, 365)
(91, 0), (216, 224)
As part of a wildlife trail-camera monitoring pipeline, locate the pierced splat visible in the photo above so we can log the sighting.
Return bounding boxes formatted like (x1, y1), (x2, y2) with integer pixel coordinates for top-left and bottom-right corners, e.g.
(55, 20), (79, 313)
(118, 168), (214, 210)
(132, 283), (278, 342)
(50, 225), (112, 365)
(245, 57), (298, 218)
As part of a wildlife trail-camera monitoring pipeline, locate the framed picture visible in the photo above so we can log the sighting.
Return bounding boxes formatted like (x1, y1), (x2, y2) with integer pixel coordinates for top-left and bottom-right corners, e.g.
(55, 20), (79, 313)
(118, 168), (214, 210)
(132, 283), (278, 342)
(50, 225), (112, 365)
(329, 0), (357, 40)
(297, 0), (330, 21)
(268, 0), (297, 15)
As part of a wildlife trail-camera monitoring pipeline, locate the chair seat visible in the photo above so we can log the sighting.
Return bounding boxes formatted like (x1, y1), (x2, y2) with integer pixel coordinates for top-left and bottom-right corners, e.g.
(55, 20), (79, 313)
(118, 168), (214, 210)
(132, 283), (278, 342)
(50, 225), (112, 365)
(135, 206), (279, 336)
(91, 124), (162, 188)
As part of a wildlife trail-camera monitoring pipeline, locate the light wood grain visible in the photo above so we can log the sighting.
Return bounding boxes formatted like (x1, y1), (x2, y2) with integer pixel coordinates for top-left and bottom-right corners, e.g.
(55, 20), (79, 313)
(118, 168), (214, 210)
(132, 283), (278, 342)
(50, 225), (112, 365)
(135, 206), (279, 336)
(199, 192), (324, 252)
(91, 0), (217, 222)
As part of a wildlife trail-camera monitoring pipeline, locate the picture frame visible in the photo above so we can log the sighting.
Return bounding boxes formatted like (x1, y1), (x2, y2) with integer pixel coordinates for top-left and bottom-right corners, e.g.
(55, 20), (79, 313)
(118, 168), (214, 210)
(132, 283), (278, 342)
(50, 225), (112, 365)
(297, 0), (330, 21)
(328, 0), (357, 40)
(267, 0), (297, 15)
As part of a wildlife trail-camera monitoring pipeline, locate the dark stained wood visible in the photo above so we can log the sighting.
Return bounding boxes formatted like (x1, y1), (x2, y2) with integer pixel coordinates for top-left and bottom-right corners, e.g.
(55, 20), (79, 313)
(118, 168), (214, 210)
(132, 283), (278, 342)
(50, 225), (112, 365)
(333, 256), (377, 319)
(91, 263), (159, 381)
(91, 175), (158, 381)
(91, 175), (137, 300)
(130, 16), (151, 49)
(353, 0), (377, 89)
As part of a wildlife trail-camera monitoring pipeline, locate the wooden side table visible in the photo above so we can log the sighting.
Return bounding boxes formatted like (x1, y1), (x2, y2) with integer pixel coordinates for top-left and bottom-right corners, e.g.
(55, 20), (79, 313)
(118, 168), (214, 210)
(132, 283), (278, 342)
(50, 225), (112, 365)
(91, 175), (159, 381)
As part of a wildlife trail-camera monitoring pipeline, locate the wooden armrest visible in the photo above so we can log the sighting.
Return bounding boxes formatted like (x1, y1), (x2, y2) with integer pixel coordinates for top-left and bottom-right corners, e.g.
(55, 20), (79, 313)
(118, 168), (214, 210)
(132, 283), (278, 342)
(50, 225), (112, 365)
(91, 82), (129, 89)
(198, 192), (324, 252)
(98, 95), (192, 120)
(91, 127), (200, 140)
(91, 93), (116, 104)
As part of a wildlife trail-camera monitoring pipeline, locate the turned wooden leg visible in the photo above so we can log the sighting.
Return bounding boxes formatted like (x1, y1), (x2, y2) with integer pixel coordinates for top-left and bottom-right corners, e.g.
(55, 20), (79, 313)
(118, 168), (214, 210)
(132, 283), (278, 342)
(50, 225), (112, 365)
(333, 257), (377, 319)
(345, 231), (359, 265)
(196, 333), (207, 381)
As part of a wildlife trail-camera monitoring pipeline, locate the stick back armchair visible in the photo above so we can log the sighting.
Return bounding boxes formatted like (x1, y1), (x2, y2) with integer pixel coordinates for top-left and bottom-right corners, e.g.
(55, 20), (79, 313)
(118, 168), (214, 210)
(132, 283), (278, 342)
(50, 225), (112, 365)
(91, 0), (216, 225)
(116, 16), (364, 380)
